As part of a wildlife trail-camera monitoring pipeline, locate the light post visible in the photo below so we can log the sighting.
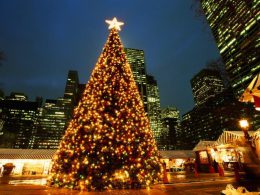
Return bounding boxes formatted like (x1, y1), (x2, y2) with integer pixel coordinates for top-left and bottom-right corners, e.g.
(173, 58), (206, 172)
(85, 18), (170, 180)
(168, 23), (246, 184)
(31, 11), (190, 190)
(239, 119), (250, 141)
(239, 118), (257, 157)
(238, 119), (259, 163)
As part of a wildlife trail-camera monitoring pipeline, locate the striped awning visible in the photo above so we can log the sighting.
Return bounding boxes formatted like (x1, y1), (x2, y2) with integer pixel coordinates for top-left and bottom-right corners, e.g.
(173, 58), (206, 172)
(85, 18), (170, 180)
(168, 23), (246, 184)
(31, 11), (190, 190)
(0, 149), (196, 160)
(193, 141), (216, 151)
(216, 131), (255, 145)
(159, 150), (195, 159)
(0, 149), (56, 159)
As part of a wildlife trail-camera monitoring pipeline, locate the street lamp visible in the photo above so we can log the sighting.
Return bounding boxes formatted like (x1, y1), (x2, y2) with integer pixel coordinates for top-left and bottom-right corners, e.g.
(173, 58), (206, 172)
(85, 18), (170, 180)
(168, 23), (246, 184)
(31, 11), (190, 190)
(238, 119), (259, 161)
(239, 119), (250, 141)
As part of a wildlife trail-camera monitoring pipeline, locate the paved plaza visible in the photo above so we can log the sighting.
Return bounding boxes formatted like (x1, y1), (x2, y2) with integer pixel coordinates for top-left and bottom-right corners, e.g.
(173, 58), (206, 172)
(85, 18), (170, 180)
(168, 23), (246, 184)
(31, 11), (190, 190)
(1, 173), (259, 195)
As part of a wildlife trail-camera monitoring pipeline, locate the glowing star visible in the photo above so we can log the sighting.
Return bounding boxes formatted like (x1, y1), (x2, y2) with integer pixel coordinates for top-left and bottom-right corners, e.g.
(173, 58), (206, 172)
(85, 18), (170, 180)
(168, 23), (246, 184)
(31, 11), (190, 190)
(105, 17), (124, 31)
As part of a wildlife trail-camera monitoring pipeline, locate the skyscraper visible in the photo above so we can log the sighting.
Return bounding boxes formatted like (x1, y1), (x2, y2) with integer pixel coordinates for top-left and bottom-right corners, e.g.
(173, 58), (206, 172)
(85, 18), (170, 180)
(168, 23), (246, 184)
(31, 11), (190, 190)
(191, 68), (225, 106)
(64, 70), (80, 112)
(124, 48), (163, 147)
(0, 92), (39, 148)
(181, 88), (255, 149)
(32, 98), (69, 149)
(161, 106), (181, 150)
(33, 70), (80, 149)
(200, 0), (259, 97)
(146, 74), (163, 148)
(124, 48), (148, 111)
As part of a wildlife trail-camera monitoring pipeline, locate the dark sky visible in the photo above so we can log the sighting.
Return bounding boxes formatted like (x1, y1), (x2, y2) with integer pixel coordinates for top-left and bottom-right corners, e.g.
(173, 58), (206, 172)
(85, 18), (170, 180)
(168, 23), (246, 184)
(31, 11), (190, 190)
(0, 0), (220, 115)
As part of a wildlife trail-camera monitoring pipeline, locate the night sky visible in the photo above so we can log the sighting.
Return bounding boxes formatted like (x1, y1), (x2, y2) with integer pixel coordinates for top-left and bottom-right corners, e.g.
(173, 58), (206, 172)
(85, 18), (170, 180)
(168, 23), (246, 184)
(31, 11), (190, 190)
(0, 0), (220, 115)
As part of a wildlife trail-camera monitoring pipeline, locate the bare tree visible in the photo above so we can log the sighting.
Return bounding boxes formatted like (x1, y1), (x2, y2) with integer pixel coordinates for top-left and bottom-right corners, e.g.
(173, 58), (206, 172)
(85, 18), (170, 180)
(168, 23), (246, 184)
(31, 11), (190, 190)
(0, 51), (5, 96)
(0, 51), (5, 65)
(206, 58), (231, 88)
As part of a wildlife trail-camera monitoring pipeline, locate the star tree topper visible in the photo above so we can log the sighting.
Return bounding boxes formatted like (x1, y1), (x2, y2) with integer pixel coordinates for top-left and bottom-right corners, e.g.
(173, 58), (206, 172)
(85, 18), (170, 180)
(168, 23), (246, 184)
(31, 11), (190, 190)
(105, 17), (124, 31)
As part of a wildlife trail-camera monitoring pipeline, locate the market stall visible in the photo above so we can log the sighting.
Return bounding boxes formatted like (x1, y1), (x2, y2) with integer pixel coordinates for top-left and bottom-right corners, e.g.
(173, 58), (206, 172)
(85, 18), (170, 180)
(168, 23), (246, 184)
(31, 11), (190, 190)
(214, 144), (242, 171)
(193, 141), (216, 172)
(252, 130), (260, 160)
(159, 150), (195, 172)
(0, 149), (55, 176)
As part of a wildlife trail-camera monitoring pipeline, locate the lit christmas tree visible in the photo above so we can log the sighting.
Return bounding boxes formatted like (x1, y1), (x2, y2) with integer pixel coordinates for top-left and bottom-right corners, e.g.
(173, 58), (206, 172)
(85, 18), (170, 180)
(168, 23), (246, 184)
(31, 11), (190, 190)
(48, 17), (162, 191)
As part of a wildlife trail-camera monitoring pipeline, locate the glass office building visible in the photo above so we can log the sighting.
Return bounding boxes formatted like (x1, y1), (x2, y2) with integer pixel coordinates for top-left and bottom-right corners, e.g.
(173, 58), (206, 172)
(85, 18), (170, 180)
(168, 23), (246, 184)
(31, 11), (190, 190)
(200, 0), (259, 96)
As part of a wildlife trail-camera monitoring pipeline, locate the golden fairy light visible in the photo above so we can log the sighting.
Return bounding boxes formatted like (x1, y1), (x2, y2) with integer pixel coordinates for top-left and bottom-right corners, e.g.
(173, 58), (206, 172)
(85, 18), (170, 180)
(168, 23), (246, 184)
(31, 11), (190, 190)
(48, 17), (162, 191)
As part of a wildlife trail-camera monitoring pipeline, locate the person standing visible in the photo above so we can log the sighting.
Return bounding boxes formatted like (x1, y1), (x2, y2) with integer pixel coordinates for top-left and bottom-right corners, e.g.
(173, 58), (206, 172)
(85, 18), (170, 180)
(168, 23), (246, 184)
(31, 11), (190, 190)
(162, 161), (169, 184)
(169, 159), (173, 172)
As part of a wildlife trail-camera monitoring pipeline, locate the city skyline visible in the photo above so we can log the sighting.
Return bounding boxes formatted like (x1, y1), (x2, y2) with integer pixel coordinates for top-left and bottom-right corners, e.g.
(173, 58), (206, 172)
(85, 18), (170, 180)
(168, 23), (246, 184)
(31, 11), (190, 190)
(0, 0), (221, 115)
(0, 1), (260, 192)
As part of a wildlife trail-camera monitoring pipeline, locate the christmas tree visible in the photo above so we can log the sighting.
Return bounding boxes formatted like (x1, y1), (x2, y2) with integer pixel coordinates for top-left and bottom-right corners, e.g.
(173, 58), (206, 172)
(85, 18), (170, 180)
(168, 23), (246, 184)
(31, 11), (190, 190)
(48, 17), (162, 191)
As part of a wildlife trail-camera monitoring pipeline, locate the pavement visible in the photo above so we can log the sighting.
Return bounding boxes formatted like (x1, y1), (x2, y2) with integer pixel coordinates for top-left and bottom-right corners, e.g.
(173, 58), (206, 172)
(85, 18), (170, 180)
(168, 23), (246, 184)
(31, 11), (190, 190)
(166, 171), (236, 184)
(0, 172), (259, 195)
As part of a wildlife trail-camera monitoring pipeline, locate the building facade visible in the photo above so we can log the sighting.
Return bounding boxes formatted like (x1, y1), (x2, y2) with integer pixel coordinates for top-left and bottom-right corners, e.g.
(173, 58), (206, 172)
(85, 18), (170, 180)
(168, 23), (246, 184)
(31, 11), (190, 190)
(161, 107), (181, 150)
(200, 0), (260, 97)
(32, 99), (69, 149)
(0, 93), (39, 148)
(181, 89), (255, 149)
(124, 48), (148, 112)
(32, 71), (80, 149)
(63, 70), (80, 114)
(146, 74), (163, 148)
(124, 48), (163, 148)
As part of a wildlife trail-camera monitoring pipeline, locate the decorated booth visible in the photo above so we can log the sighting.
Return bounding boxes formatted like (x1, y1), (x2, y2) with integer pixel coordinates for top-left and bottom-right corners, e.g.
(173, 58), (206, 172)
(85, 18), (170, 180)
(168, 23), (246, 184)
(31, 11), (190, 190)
(0, 149), (55, 176)
(193, 131), (255, 173)
(193, 141), (216, 172)
(159, 150), (195, 172)
(252, 130), (260, 159)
